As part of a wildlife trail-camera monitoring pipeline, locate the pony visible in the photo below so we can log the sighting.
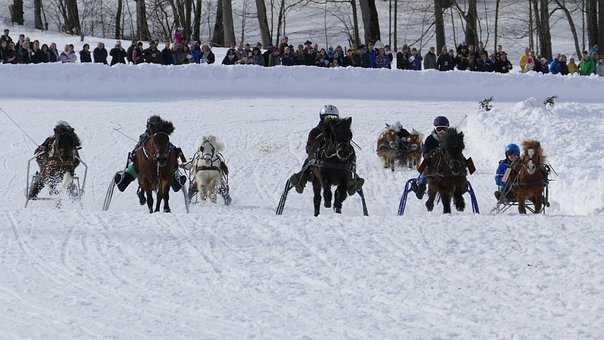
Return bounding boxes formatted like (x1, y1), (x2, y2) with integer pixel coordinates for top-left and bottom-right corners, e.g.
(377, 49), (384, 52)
(29, 127), (81, 201)
(424, 128), (468, 214)
(376, 125), (402, 171)
(192, 135), (227, 203)
(135, 119), (180, 213)
(507, 140), (548, 214)
(309, 117), (356, 216)
(405, 130), (424, 168)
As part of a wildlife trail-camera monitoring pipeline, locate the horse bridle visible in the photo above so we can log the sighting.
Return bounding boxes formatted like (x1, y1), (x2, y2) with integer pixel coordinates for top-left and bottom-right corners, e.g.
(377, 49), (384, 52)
(198, 142), (223, 169)
(143, 132), (172, 167)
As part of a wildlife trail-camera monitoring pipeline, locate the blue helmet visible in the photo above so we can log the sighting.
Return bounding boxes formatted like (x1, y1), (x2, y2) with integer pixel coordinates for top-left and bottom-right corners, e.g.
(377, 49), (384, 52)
(505, 143), (520, 156)
(433, 116), (450, 127)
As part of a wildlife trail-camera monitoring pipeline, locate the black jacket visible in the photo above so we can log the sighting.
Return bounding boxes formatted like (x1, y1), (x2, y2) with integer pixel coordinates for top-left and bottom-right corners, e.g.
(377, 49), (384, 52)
(79, 50), (92, 63)
(436, 53), (454, 71)
(110, 47), (127, 65)
(143, 47), (162, 64)
(93, 48), (108, 64)
(422, 132), (440, 157)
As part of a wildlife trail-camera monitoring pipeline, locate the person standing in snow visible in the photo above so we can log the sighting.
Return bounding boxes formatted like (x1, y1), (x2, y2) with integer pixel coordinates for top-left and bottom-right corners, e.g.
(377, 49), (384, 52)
(110, 41), (127, 65)
(48, 43), (59, 62)
(79, 43), (92, 63)
(59, 44), (77, 63)
(494, 144), (520, 201)
(93, 43), (108, 64)
(597, 59), (604, 77)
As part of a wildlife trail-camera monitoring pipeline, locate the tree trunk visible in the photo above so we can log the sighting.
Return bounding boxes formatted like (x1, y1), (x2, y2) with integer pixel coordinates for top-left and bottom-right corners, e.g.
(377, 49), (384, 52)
(351, 0), (361, 48)
(275, 0), (285, 46)
(211, 0), (224, 46)
(358, 0), (380, 44)
(185, 0), (193, 40)
(135, 0), (151, 40)
(66, 0), (81, 35)
(587, 0), (599, 49)
(493, 0), (500, 54)
(539, 0), (552, 59)
(555, 0), (582, 58)
(116, 0), (123, 39)
(599, 0), (604, 54)
(465, 0), (478, 47)
(528, 0), (534, 52)
(193, 0), (202, 41)
(34, 0), (44, 29)
(393, 0), (397, 50)
(255, 0), (271, 47)
(433, 0), (446, 52)
(222, 0), (235, 46)
(388, 0), (391, 46)
(10, 0), (24, 25)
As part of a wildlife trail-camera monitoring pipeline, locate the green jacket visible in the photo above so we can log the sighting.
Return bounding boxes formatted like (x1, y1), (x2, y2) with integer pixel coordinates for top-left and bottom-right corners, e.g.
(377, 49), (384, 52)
(579, 58), (596, 75)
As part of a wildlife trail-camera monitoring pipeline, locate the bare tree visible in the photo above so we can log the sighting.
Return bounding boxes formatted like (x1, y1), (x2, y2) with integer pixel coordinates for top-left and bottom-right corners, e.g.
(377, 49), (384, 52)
(212, 0), (224, 45)
(554, 0), (582, 57)
(222, 0), (236, 46)
(65, 0), (81, 34)
(135, 0), (151, 40)
(34, 0), (44, 29)
(587, 0), (599, 48)
(256, 0), (272, 46)
(10, 0), (24, 25)
(359, 0), (380, 43)
(116, 0), (124, 38)
(599, 0), (604, 54)
(434, 0), (446, 52)
(193, 0), (203, 41)
(493, 0), (500, 53)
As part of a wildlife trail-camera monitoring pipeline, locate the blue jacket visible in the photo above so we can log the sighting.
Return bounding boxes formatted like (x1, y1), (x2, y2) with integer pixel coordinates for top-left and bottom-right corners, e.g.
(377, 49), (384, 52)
(495, 159), (512, 190)
(410, 55), (422, 70)
(549, 59), (561, 74)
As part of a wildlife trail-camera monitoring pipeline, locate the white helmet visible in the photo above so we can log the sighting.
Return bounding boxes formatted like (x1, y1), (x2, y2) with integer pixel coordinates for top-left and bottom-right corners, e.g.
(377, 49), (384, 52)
(319, 105), (340, 120)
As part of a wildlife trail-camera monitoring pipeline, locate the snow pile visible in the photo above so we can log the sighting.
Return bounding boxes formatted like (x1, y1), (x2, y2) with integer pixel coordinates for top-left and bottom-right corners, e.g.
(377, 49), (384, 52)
(1, 62), (604, 102)
(465, 98), (604, 215)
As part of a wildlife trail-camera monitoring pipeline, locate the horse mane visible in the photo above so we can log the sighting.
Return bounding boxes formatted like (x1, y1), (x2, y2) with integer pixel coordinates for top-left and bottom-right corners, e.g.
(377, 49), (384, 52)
(55, 127), (81, 147)
(522, 140), (546, 161)
(441, 128), (465, 152)
(155, 119), (175, 135)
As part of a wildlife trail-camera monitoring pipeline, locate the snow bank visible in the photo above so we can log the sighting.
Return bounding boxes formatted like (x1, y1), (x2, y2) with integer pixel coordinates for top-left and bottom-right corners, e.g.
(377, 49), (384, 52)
(1, 62), (603, 102)
(465, 98), (604, 215)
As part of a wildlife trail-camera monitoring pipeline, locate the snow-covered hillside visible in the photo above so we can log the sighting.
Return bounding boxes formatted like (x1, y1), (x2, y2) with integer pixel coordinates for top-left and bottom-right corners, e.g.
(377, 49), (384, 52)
(0, 60), (603, 338)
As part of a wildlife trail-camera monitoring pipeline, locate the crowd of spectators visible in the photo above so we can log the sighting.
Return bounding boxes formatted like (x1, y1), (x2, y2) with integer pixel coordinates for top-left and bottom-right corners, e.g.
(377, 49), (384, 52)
(2, 27), (603, 77)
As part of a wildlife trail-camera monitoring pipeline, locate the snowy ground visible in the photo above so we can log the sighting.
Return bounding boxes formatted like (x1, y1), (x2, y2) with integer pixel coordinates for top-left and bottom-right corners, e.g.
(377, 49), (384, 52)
(0, 65), (603, 338)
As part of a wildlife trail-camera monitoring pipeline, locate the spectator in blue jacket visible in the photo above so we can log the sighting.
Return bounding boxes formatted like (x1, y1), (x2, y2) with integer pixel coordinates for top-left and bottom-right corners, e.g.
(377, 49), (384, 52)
(409, 48), (422, 70)
(549, 54), (561, 74)
(190, 42), (202, 63)
(494, 143), (520, 200)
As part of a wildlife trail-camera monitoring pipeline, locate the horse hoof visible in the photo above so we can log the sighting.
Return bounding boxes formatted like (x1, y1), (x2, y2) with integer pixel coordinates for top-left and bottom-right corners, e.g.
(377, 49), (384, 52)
(164, 208), (171, 213)
(425, 201), (434, 212)
(324, 201), (331, 208)
(334, 207), (342, 214)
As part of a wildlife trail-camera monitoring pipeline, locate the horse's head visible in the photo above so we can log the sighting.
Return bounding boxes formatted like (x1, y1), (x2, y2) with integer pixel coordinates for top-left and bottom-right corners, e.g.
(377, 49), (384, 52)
(381, 125), (399, 148)
(516, 140), (546, 178)
(53, 129), (79, 163)
(150, 120), (175, 167)
(320, 117), (354, 161)
(434, 128), (466, 175)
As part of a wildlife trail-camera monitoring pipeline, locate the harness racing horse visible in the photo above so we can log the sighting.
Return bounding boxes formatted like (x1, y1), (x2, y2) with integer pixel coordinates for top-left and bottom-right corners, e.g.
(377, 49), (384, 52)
(192, 136), (228, 203)
(29, 129), (81, 202)
(406, 131), (424, 168)
(507, 140), (549, 214)
(377, 126), (402, 171)
(309, 117), (358, 216)
(135, 121), (181, 213)
(424, 128), (469, 214)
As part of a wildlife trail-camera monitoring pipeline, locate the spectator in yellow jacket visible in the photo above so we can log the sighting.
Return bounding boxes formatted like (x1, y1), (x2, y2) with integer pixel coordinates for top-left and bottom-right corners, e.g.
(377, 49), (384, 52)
(567, 57), (578, 74)
(519, 48), (530, 72)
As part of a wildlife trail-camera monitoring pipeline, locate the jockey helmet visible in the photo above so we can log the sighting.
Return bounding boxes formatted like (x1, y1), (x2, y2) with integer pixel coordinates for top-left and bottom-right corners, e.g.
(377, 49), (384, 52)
(433, 116), (450, 128)
(319, 105), (340, 121)
(505, 143), (520, 156)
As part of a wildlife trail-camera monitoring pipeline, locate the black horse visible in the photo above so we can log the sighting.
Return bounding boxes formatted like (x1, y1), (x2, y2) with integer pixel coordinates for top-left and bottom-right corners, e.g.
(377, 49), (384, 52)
(30, 126), (81, 199)
(424, 128), (468, 214)
(309, 117), (358, 216)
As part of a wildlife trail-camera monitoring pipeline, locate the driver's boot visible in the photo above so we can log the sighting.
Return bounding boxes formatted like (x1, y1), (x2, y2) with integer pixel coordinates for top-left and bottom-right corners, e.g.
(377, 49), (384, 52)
(171, 172), (187, 192)
(292, 172), (306, 194)
(28, 175), (43, 200)
(411, 180), (426, 200)
(116, 165), (137, 192)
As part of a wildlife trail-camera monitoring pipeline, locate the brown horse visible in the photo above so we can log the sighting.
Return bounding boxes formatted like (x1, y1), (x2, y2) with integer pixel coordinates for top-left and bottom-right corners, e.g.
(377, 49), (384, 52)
(406, 130), (423, 168)
(507, 140), (548, 214)
(377, 127), (400, 171)
(135, 121), (181, 213)
(424, 128), (468, 214)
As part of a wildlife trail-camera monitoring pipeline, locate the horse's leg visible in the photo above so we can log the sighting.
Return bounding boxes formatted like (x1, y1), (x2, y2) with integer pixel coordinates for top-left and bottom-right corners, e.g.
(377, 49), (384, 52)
(453, 183), (466, 212)
(323, 181), (332, 208)
(154, 188), (162, 213)
(532, 192), (543, 214)
(146, 190), (154, 214)
(425, 185), (436, 212)
(312, 177), (322, 217)
(209, 174), (219, 203)
(163, 188), (171, 213)
(441, 191), (452, 214)
(333, 184), (347, 214)
(516, 192), (527, 214)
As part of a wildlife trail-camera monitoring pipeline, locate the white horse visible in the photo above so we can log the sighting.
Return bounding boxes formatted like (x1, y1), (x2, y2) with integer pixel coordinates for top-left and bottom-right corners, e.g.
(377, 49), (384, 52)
(193, 136), (225, 203)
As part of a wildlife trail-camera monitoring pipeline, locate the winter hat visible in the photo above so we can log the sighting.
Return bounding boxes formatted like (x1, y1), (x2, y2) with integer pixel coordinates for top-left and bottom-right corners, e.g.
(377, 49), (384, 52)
(433, 116), (450, 127)
(374, 40), (384, 50)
